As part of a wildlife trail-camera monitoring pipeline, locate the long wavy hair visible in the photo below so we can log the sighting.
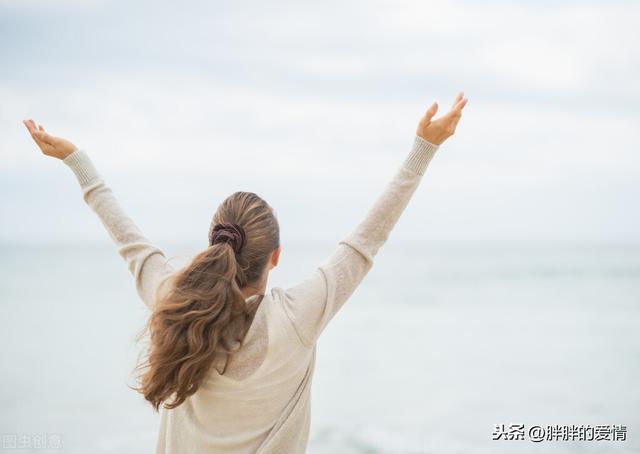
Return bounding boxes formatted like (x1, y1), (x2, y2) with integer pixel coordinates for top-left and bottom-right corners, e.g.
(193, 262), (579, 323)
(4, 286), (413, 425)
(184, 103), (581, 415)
(133, 191), (280, 411)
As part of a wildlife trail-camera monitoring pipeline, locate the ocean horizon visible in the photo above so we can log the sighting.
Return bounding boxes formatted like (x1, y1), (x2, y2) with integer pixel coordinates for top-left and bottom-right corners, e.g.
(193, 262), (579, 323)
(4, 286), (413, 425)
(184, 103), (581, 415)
(1, 238), (638, 453)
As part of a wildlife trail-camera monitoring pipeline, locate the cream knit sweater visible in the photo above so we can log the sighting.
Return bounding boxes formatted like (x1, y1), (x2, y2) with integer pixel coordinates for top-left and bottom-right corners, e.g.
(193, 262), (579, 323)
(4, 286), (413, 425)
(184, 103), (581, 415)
(62, 134), (440, 453)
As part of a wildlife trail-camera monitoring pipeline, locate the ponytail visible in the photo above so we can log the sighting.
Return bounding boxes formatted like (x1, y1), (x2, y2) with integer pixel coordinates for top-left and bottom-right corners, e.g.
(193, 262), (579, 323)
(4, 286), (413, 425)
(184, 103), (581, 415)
(133, 191), (279, 411)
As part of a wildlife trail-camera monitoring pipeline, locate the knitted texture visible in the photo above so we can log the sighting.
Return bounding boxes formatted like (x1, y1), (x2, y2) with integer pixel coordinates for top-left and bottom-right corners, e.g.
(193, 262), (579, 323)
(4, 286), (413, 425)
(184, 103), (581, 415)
(63, 134), (440, 454)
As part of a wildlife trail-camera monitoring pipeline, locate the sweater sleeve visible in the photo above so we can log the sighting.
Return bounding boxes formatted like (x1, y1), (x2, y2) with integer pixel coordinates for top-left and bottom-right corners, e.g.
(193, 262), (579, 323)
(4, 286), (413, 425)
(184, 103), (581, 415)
(279, 135), (440, 347)
(62, 149), (175, 309)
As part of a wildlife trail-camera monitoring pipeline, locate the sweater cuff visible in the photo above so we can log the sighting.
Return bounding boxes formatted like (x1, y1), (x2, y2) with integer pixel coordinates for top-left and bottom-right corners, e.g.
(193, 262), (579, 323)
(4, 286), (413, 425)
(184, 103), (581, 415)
(403, 135), (439, 175)
(62, 148), (100, 186)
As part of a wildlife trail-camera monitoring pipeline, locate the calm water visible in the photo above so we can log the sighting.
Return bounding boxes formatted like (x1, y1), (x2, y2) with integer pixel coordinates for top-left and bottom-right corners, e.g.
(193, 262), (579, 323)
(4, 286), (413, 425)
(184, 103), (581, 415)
(1, 240), (639, 453)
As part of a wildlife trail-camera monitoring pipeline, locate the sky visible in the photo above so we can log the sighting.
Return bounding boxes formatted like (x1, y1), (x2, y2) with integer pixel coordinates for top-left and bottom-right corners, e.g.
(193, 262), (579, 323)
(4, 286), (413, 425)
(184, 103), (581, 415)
(1, 0), (639, 247)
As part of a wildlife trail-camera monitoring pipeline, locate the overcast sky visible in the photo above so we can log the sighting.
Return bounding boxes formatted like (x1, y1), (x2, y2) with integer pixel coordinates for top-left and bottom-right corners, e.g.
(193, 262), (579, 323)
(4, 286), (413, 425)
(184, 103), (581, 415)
(1, 0), (638, 247)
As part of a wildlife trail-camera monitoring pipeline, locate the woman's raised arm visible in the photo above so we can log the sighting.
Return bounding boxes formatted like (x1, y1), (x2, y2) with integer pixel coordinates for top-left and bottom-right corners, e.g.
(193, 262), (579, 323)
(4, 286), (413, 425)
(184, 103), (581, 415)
(23, 120), (174, 309)
(278, 93), (468, 347)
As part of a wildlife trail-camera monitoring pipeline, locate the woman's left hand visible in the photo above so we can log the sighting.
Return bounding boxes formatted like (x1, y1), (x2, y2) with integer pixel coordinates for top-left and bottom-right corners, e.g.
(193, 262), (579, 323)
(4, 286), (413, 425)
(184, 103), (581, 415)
(23, 119), (77, 160)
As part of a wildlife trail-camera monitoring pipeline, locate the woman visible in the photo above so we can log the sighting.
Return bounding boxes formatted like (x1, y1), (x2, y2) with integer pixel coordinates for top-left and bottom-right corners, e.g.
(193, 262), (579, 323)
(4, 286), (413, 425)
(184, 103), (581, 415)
(23, 92), (468, 453)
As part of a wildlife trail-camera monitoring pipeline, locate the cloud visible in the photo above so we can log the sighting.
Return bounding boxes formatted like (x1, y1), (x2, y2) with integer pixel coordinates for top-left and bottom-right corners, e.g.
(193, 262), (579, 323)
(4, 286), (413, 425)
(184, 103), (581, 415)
(1, 0), (638, 243)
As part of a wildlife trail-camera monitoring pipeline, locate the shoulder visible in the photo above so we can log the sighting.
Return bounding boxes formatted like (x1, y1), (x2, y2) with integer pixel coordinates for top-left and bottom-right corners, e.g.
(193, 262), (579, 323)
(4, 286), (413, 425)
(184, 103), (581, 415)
(263, 287), (314, 350)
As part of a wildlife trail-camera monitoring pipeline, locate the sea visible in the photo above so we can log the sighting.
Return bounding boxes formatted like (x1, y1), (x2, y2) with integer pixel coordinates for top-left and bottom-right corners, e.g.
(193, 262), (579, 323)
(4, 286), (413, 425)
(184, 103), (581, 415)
(1, 239), (639, 454)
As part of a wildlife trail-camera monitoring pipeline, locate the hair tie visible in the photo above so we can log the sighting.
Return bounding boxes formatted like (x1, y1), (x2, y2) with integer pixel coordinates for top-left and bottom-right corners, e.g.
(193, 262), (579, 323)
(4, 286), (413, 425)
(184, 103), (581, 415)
(209, 222), (246, 254)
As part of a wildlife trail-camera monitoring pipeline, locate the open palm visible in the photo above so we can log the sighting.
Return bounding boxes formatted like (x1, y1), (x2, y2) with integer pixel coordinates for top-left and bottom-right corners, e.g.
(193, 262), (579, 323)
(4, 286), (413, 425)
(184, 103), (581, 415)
(23, 119), (77, 160)
(417, 92), (468, 145)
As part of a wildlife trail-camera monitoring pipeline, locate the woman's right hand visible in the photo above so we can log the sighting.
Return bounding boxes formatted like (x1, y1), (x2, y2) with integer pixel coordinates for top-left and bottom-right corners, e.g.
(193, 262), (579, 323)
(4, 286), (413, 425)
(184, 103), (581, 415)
(416, 92), (468, 145)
